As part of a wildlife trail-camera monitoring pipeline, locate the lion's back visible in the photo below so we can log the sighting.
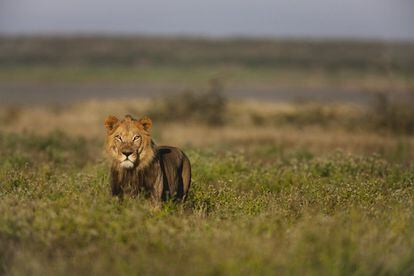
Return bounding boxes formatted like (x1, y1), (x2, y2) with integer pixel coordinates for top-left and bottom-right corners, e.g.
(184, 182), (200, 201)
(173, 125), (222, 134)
(157, 146), (191, 200)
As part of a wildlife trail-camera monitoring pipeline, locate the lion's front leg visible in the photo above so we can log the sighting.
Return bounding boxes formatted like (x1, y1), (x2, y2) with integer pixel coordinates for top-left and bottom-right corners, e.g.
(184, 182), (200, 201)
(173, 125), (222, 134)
(111, 180), (122, 197)
(110, 167), (123, 198)
(144, 162), (164, 202)
(151, 171), (164, 202)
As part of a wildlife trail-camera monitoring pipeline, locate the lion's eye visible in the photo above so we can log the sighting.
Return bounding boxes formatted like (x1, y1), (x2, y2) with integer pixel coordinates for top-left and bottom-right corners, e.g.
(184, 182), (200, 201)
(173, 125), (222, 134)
(133, 135), (141, 141)
(115, 135), (122, 142)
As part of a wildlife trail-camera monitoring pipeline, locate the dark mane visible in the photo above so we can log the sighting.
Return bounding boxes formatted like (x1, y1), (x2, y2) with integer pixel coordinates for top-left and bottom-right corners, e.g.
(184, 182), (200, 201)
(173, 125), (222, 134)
(110, 145), (191, 201)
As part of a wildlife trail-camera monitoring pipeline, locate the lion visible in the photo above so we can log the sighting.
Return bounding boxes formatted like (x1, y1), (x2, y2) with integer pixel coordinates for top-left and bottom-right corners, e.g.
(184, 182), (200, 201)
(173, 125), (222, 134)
(104, 114), (191, 201)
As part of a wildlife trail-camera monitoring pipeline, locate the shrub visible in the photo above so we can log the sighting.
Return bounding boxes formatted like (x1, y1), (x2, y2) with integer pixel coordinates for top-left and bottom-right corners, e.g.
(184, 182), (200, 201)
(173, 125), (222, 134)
(149, 78), (227, 126)
(369, 90), (414, 134)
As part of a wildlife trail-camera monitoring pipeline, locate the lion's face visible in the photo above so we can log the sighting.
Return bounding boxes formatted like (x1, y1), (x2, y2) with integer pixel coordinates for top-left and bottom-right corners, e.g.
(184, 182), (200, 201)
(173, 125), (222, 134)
(104, 115), (153, 170)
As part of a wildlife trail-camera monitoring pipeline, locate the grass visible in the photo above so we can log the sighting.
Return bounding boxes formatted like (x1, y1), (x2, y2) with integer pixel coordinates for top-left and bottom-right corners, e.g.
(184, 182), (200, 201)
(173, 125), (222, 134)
(0, 65), (412, 92)
(1, 36), (414, 91)
(1, 35), (414, 274)
(1, 37), (414, 73)
(1, 129), (414, 275)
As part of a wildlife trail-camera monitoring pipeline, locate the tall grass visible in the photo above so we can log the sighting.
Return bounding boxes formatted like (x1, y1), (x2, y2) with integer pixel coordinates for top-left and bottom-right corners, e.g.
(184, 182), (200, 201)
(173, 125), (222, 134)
(1, 131), (414, 275)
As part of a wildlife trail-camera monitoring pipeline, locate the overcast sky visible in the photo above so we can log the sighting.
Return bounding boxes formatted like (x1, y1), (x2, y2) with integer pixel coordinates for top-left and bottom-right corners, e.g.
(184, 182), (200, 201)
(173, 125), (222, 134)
(1, 0), (413, 40)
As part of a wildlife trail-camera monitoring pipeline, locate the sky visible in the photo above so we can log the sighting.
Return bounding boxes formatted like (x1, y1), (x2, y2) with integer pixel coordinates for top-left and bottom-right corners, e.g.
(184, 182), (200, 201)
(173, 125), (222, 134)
(0, 0), (413, 40)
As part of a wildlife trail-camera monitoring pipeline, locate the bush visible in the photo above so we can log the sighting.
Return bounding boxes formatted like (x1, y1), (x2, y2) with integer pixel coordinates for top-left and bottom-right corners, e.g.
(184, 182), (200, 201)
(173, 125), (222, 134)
(369, 90), (414, 134)
(149, 78), (227, 126)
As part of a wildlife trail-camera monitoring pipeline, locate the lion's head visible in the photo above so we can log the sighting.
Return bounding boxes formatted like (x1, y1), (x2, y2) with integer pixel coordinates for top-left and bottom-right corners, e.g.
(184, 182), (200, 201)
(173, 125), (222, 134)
(104, 115), (154, 170)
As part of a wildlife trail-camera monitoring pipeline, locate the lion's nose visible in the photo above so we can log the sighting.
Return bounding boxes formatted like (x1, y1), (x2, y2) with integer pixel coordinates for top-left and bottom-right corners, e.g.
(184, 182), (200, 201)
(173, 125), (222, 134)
(122, 150), (133, 157)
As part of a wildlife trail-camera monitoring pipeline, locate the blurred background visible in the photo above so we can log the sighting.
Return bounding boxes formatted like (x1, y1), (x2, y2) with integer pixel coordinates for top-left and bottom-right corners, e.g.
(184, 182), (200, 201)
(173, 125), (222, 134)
(0, 0), (414, 158)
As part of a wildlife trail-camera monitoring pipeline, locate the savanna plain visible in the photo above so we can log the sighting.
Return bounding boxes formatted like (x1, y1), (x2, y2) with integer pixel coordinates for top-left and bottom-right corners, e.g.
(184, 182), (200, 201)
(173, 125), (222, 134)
(1, 37), (414, 275)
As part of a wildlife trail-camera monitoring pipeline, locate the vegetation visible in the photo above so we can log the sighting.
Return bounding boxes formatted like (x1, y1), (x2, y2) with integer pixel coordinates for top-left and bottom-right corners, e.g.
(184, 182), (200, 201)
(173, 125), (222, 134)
(1, 36), (414, 275)
(369, 91), (414, 134)
(1, 37), (414, 73)
(149, 78), (227, 125)
(148, 83), (414, 134)
(0, 97), (413, 275)
(0, 129), (414, 275)
(1, 37), (414, 91)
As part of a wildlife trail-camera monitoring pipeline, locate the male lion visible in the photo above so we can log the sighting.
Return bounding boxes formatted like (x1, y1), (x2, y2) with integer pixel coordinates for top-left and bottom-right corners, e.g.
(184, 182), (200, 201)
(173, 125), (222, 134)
(104, 114), (191, 201)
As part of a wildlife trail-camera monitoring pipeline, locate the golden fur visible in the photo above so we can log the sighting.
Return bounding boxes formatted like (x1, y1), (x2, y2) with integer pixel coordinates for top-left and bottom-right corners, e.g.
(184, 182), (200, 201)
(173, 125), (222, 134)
(104, 115), (191, 201)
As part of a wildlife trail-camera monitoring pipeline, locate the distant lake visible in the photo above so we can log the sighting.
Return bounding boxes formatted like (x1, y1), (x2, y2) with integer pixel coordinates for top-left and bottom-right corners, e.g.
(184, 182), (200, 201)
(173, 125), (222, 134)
(0, 0), (413, 40)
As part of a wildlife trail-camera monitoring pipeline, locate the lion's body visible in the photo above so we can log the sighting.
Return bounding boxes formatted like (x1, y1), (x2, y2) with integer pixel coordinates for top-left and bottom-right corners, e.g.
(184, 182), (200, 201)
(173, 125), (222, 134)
(110, 146), (191, 201)
(104, 115), (191, 201)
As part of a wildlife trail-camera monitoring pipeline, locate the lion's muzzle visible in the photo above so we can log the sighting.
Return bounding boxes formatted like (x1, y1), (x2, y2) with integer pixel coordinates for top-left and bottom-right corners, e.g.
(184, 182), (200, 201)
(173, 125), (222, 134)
(119, 149), (137, 169)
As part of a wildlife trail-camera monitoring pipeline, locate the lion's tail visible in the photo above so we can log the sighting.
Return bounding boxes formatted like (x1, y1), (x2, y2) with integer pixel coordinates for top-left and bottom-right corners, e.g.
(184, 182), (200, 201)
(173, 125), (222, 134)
(181, 153), (191, 200)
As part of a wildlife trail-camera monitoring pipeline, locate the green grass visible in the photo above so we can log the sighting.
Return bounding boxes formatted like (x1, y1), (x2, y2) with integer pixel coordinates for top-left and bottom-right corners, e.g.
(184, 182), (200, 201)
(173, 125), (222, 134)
(1, 131), (414, 275)
(0, 65), (227, 84)
(1, 36), (414, 90)
(1, 37), (414, 73)
(1, 65), (411, 93)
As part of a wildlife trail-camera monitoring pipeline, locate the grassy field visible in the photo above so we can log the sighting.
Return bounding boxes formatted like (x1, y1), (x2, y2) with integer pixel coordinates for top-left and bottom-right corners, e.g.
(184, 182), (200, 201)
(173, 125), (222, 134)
(1, 37), (414, 91)
(0, 98), (414, 275)
(1, 65), (413, 93)
(2, 37), (414, 72)
(1, 36), (414, 275)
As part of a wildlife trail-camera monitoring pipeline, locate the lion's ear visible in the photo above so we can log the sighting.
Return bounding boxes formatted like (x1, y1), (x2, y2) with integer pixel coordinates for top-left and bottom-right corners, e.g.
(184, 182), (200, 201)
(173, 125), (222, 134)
(138, 116), (152, 131)
(104, 115), (119, 132)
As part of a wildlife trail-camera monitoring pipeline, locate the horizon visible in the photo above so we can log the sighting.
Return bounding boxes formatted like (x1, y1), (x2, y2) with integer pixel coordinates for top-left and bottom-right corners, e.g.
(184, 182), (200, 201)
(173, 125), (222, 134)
(1, 33), (413, 44)
(1, 0), (413, 41)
